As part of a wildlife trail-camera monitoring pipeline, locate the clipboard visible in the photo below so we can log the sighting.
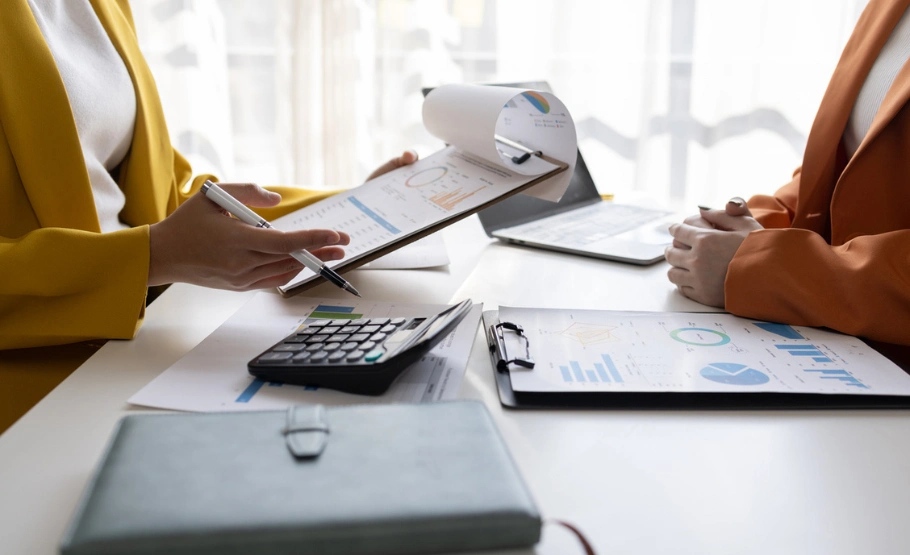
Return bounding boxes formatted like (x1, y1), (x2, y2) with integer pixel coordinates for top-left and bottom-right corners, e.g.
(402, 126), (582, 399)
(482, 310), (910, 410)
(280, 153), (568, 298)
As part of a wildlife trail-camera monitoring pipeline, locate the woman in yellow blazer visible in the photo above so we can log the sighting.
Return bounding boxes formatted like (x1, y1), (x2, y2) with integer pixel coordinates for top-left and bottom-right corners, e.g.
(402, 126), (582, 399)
(666, 0), (910, 348)
(0, 0), (413, 430)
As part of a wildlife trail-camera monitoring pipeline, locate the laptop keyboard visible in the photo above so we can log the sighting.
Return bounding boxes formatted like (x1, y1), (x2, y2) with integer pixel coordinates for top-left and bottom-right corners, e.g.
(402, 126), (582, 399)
(499, 202), (672, 247)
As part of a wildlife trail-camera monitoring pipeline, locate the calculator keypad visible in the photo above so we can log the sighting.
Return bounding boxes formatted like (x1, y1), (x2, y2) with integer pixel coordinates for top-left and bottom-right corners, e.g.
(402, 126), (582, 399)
(255, 317), (415, 367)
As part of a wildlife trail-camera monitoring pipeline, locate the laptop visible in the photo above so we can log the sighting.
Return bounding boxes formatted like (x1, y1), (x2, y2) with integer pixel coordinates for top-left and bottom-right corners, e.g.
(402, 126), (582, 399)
(422, 81), (676, 265)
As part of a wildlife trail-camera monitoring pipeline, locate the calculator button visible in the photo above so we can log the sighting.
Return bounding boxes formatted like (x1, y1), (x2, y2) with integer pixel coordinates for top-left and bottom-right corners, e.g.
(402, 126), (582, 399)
(360, 341), (376, 351)
(331, 319), (353, 326)
(284, 335), (308, 343)
(310, 320), (333, 327)
(321, 326), (341, 335)
(379, 325), (397, 333)
(305, 343), (324, 352)
(322, 342), (341, 352)
(273, 343), (306, 352)
(309, 351), (329, 362)
(390, 318), (407, 325)
(364, 349), (383, 362)
(292, 351), (312, 361)
(370, 333), (387, 342)
(296, 327), (319, 335)
(346, 350), (366, 362)
(258, 352), (293, 362)
(327, 334), (351, 343)
(350, 319), (369, 325)
(368, 318), (390, 326)
(361, 325), (380, 334)
(327, 351), (347, 362)
(305, 335), (330, 344)
(340, 342), (360, 351)
(349, 333), (370, 342)
(340, 326), (360, 334)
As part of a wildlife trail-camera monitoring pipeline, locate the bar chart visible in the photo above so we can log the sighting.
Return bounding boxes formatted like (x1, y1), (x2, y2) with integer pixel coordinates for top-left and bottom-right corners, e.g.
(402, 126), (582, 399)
(558, 354), (624, 384)
(776, 344), (833, 364)
(804, 369), (868, 389)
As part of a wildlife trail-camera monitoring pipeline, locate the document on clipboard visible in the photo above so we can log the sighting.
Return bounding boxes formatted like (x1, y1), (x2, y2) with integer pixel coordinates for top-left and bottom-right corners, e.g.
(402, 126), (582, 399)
(483, 307), (910, 409)
(274, 84), (577, 297)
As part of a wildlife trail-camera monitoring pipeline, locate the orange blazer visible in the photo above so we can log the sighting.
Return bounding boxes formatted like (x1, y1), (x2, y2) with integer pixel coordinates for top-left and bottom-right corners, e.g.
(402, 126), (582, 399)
(728, 0), (910, 346)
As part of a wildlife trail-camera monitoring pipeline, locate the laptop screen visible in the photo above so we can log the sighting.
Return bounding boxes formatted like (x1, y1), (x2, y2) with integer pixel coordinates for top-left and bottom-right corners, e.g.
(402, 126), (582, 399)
(420, 81), (601, 236)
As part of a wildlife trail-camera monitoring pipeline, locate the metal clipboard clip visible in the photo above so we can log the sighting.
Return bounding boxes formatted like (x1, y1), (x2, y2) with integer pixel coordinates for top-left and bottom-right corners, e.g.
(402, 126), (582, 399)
(494, 134), (542, 165)
(489, 321), (535, 372)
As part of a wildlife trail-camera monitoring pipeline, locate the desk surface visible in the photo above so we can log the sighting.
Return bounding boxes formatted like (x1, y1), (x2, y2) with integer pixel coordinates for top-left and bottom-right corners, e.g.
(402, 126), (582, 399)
(2, 215), (909, 555)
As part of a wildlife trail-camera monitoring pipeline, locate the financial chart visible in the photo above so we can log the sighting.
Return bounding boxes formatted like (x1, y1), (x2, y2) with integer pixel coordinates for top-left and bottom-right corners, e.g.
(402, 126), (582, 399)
(273, 146), (556, 291)
(501, 307), (910, 395)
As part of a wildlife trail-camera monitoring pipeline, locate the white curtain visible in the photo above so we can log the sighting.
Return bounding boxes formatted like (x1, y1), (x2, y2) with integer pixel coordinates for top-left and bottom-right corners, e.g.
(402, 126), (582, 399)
(131, 0), (868, 209)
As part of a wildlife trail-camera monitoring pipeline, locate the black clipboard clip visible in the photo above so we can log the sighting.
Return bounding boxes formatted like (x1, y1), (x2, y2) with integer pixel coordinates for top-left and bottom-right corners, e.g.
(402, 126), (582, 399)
(494, 134), (542, 165)
(489, 322), (535, 372)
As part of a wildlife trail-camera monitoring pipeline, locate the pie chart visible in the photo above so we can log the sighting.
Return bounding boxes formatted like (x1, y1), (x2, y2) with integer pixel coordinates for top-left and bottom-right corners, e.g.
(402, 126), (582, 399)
(700, 362), (769, 386)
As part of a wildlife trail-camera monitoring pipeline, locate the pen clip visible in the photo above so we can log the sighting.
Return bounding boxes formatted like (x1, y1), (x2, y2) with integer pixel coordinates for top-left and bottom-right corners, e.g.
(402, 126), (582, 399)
(489, 321), (535, 372)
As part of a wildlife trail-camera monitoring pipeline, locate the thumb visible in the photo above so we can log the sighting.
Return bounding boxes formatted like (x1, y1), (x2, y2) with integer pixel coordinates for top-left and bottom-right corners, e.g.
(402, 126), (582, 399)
(725, 197), (752, 217)
(216, 182), (281, 208)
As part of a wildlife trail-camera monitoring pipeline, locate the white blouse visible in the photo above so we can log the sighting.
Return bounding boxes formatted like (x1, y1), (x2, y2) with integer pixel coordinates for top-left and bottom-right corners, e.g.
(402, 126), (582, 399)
(27, 0), (137, 233)
(844, 7), (910, 158)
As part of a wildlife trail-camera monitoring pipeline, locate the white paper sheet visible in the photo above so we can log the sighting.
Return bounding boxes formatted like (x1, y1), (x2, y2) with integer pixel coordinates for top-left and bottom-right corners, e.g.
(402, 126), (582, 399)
(499, 307), (910, 395)
(129, 293), (482, 412)
(359, 234), (449, 270)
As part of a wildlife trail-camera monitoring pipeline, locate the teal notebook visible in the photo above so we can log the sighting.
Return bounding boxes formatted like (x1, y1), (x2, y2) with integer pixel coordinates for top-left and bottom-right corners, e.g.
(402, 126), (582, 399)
(60, 401), (540, 555)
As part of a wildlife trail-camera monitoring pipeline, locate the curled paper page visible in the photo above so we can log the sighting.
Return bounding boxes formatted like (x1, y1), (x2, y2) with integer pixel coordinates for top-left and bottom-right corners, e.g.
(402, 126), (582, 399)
(423, 84), (577, 202)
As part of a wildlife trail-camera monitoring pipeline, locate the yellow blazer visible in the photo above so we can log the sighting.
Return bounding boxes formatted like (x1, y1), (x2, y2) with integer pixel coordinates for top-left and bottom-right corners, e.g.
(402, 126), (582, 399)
(0, 0), (332, 351)
(729, 0), (910, 346)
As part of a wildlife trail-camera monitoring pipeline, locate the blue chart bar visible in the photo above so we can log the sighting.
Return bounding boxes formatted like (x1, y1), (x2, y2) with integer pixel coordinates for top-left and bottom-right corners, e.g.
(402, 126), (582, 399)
(777, 344), (831, 361)
(560, 366), (573, 383)
(348, 196), (401, 234)
(314, 305), (354, 314)
(601, 354), (624, 383)
(813, 357), (834, 363)
(790, 350), (825, 357)
(236, 379), (266, 403)
(775, 345), (817, 350)
(570, 361), (586, 382)
(755, 322), (804, 339)
(804, 369), (869, 389)
(586, 370), (599, 382)
(594, 363), (611, 383)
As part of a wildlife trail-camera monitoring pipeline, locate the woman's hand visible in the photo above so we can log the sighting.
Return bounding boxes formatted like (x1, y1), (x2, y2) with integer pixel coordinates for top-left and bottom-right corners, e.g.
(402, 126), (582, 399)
(148, 183), (350, 290)
(365, 150), (419, 181)
(665, 198), (763, 307)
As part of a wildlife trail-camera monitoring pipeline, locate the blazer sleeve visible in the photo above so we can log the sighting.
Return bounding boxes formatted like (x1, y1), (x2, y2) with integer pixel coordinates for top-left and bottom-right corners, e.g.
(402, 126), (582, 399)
(746, 167), (801, 229)
(725, 227), (910, 346)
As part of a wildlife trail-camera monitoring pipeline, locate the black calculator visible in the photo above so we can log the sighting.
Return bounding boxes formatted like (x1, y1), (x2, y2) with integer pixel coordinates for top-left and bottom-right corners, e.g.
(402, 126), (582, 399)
(248, 299), (474, 395)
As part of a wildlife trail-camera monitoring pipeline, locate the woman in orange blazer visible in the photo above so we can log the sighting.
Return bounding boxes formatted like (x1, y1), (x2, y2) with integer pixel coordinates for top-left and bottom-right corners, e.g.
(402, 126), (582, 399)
(0, 0), (413, 430)
(667, 0), (910, 348)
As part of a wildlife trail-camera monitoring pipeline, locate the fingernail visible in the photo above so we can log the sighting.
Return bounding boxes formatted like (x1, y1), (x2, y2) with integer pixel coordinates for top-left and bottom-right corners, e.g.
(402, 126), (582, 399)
(697, 205), (712, 211)
(727, 199), (743, 207)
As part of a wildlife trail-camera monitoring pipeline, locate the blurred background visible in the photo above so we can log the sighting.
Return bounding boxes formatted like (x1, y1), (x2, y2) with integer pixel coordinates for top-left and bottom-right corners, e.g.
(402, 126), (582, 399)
(131, 0), (867, 211)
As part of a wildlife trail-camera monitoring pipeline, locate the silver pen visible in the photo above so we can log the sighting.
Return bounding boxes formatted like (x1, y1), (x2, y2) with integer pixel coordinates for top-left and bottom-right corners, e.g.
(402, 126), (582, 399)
(200, 180), (361, 297)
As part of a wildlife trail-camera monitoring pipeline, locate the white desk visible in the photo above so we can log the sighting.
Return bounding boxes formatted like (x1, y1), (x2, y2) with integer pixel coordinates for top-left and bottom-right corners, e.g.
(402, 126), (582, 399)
(2, 215), (909, 555)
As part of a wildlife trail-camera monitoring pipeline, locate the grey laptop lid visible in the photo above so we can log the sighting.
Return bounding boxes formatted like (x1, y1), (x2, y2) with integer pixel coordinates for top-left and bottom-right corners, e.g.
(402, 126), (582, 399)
(421, 80), (601, 237)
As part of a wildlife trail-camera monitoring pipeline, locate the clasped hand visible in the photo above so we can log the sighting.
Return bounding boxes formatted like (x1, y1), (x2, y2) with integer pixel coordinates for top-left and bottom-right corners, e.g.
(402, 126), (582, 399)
(665, 198), (763, 307)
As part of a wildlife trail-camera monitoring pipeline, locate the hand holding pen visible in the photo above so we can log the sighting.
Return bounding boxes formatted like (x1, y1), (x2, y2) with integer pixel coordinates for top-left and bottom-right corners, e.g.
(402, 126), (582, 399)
(147, 182), (355, 294)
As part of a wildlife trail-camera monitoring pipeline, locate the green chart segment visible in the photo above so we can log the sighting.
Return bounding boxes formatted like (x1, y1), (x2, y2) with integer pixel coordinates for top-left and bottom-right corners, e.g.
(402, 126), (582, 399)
(669, 327), (731, 346)
(309, 304), (363, 321)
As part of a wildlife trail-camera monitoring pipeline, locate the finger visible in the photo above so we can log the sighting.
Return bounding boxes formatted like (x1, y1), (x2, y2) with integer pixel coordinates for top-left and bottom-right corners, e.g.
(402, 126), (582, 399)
(672, 238), (690, 249)
(682, 214), (715, 229)
(725, 197), (753, 218)
(668, 223), (703, 247)
(666, 266), (693, 287)
(664, 245), (692, 270)
(366, 150), (419, 181)
(247, 228), (349, 254)
(216, 182), (282, 208)
(307, 246), (347, 262)
(699, 208), (754, 232)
